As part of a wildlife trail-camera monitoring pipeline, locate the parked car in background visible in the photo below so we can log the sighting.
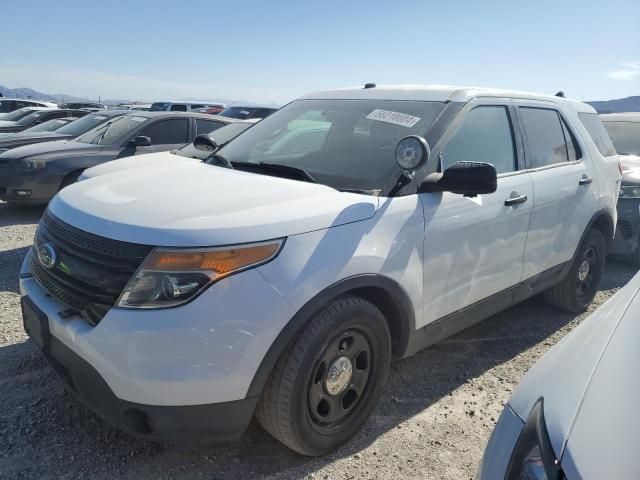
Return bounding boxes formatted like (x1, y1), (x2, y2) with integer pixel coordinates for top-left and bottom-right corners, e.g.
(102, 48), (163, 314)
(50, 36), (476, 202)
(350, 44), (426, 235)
(0, 98), (57, 114)
(601, 113), (640, 264)
(19, 85), (619, 455)
(477, 270), (640, 480)
(149, 101), (224, 112)
(111, 104), (152, 111)
(0, 108), (88, 133)
(217, 104), (278, 119)
(58, 102), (107, 110)
(79, 118), (259, 180)
(0, 111), (229, 204)
(192, 104), (226, 115)
(0, 110), (126, 153)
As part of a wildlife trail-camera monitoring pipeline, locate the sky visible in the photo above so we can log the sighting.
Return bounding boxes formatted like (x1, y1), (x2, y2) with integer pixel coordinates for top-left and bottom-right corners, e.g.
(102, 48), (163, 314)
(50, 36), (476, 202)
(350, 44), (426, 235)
(2, 0), (639, 104)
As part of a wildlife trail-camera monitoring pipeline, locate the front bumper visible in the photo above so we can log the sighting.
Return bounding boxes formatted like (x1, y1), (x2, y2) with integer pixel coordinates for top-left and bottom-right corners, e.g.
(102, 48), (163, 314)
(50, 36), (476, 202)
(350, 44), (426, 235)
(0, 169), (63, 203)
(23, 295), (258, 442)
(20, 250), (295, 442)
(610, 198), (640, 255)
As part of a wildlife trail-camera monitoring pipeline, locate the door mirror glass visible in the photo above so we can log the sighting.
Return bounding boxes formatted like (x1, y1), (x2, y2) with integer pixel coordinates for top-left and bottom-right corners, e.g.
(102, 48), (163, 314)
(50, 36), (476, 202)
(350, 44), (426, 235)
(129, 135), (151, 147)
(420, 161), (497, 197)
(395, 135), (430, 170)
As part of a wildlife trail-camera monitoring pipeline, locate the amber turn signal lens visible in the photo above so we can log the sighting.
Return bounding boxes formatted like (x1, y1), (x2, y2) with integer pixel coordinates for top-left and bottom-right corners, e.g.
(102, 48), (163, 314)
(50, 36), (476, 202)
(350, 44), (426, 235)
(143, 242), (281, 277)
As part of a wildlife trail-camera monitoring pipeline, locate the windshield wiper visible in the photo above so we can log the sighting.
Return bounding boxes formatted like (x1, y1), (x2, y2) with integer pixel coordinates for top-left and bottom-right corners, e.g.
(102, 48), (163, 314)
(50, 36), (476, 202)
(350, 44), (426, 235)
(231, 161), (317, 183)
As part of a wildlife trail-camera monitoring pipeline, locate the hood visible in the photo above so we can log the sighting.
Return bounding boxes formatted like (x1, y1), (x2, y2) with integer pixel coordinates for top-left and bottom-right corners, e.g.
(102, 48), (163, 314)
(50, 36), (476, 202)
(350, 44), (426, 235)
(0, 132), (67, 149)
(620, 154), (640, 184)
(0, 140), (102, 161)
(509, 272), (640, 472)
(0, 120), (19, 128)
(49, 162), (379, 246)
(559, 282), (640, 479)
(80, 151), (198, 180)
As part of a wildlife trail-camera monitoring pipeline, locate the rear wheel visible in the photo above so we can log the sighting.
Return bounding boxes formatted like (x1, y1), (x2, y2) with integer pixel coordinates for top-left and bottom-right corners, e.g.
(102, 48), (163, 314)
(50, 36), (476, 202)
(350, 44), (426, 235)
(255, 295), (391, 456)
(544, 229), (606, 312)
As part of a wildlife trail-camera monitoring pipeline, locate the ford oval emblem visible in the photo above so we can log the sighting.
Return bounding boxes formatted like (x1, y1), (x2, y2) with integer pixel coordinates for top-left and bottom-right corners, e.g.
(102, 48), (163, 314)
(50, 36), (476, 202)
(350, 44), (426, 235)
(37, 243), (57, 269)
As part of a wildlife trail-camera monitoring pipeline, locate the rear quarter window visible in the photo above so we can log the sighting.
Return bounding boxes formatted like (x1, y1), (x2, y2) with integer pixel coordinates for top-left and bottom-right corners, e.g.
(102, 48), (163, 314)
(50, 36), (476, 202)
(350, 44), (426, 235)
(578, 113), (617, 157)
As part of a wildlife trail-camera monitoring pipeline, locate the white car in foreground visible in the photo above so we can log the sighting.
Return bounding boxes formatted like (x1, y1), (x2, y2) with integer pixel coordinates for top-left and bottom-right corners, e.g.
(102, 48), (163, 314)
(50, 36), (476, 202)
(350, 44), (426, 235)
(21, 85), (619, 455)
(477, 271), (640, 479)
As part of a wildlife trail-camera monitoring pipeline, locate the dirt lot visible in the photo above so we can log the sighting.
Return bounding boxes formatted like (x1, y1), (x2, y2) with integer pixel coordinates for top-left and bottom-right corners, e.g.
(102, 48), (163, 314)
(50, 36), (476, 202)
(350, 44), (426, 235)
(0, 200), (636, 480)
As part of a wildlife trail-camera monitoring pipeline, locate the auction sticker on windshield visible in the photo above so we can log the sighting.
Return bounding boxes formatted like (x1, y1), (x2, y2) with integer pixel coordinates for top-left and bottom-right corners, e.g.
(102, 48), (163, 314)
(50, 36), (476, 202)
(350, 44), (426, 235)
(366, 109), (421, 128)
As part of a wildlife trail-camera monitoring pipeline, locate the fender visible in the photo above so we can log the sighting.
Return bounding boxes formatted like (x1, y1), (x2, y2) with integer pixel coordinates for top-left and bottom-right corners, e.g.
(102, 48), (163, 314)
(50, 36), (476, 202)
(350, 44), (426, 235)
(575, 207), (615, 257)
(246, 274), (416, 398)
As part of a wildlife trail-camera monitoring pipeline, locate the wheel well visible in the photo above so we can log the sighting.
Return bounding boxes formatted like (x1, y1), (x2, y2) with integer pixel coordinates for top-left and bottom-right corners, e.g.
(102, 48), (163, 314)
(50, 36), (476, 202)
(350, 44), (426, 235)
(246, 275), (414, 398)
(590, 212), (614, 251)
(59, 169), (85, 190)
(349, 286), (406, 360)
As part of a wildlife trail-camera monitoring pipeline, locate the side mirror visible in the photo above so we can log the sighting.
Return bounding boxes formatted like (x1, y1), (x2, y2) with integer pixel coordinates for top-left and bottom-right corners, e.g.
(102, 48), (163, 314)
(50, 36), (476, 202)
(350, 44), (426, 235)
(395, 135), (430, 171)
(193, 134), (219, 152)
(129, 135), (151, 147)
(420, 161), (497, 197)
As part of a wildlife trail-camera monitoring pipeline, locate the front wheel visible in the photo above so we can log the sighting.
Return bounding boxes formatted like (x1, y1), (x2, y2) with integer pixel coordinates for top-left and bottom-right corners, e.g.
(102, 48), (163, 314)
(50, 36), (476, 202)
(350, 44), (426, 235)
(544, 229), (606, 312)
(255, 296), (391, 456)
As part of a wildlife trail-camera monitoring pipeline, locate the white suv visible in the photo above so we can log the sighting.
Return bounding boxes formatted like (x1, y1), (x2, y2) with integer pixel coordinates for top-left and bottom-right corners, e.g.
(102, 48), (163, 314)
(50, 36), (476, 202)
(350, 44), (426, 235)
(20, 85), (620, 455)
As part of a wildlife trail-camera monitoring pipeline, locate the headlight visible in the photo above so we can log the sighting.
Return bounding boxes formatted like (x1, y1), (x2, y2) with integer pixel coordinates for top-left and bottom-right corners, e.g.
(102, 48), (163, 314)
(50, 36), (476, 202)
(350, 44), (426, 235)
(22, 159), (47, 170)
(116, 239), (284, 308)
(619, 185), (640, 198)
(505, 400), (563, 480)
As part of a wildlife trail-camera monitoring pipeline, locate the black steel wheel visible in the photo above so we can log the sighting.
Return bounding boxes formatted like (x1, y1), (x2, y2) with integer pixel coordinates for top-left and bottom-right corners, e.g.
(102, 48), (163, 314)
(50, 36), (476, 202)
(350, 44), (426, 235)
(255, 295), (391, 456)
(544, 228), (606, 312)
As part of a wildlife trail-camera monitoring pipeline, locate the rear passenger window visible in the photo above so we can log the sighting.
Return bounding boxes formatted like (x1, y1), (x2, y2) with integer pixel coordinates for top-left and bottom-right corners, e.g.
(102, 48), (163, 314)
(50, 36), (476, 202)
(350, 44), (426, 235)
(195, 119), (224, 135)
(579, 113), (617, 157)
(519, 107), (568, 168)
(139, 119), (189, 144)
(169, 104), (187, 112)
(560, 118), (582, 162)
(442, 105), (516, 174)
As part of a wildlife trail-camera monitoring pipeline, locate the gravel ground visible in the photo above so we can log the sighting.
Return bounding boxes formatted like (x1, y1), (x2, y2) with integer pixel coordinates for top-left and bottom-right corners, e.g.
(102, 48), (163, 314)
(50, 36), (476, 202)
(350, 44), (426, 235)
(1, 200), (637, 480)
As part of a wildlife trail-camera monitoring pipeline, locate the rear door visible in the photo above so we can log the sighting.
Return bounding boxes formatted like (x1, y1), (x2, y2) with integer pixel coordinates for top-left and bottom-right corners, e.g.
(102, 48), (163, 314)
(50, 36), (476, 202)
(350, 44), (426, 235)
(420, 98), (534, 325)
(515, 101), (600, 280)
(133, 118), (191, 155)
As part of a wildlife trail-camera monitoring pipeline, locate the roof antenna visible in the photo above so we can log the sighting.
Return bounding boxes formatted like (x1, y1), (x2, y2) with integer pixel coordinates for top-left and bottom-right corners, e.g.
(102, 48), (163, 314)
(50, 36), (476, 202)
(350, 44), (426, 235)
(555, 91), (565, 98)
(364, 83), (376, 89)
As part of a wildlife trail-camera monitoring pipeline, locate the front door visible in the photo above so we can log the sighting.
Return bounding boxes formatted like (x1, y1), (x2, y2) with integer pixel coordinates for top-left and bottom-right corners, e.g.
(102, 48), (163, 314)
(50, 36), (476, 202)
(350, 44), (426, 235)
(419, 100), (533, 326)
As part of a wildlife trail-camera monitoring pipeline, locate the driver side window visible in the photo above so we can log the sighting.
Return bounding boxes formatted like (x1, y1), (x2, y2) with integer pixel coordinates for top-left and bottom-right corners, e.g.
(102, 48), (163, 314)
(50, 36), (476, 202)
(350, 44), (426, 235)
(442, 106), (516, 174)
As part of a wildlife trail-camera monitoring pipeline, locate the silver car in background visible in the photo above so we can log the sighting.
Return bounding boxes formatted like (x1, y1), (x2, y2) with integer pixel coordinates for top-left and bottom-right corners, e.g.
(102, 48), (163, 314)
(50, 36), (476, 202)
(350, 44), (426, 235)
(477, 271), (640, 479)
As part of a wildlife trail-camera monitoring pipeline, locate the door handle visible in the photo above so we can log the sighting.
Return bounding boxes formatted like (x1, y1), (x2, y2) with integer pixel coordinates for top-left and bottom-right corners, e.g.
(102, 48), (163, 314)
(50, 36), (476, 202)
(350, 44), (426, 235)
(504, 193), (528, 206)
(579, 175), (593, 185)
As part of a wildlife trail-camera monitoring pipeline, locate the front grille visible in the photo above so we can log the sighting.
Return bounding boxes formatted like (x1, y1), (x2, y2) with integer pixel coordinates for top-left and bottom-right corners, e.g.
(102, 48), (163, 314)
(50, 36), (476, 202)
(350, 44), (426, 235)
(29, 210), (153, 325)
(617, 220), (633, 240)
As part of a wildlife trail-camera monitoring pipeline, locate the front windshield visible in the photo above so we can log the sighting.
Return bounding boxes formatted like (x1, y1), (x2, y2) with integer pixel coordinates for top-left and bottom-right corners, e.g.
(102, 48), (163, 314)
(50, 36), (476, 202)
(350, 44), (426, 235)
(1, 108), (39, 122)
(219, 107), (254, 119)
(23, 118), (69, 133)
(177, 122), (254, 160)
(603, 121), (640, 156)
(216, 99), (446, 192)
(56, 113), (119, 137)
(16, 111), (49, 126)
(75, 115), (147, 145)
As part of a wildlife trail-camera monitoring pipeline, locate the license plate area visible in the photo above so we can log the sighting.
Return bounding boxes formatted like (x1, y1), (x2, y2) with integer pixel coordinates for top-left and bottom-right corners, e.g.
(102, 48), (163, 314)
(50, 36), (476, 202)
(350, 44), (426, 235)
(22, 296), (51, 351)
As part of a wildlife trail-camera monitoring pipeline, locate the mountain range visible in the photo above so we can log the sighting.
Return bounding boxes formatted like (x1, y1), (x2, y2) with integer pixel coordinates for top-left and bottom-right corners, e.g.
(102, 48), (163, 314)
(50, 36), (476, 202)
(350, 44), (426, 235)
(0, 84), (637, 112)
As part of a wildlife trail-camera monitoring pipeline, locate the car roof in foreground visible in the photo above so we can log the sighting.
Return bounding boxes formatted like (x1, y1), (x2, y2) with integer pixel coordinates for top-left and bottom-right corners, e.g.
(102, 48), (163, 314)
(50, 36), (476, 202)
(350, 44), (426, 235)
(300, 84), (596, 113)
(600, 112), (640, 122)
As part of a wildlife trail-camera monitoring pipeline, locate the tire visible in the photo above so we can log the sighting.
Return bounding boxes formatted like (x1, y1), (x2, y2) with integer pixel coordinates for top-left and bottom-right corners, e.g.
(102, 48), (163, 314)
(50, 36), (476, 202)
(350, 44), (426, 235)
(255, 295), (391, 456)
(544, 229), (606, 312)
(59, 170), (84, 191)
